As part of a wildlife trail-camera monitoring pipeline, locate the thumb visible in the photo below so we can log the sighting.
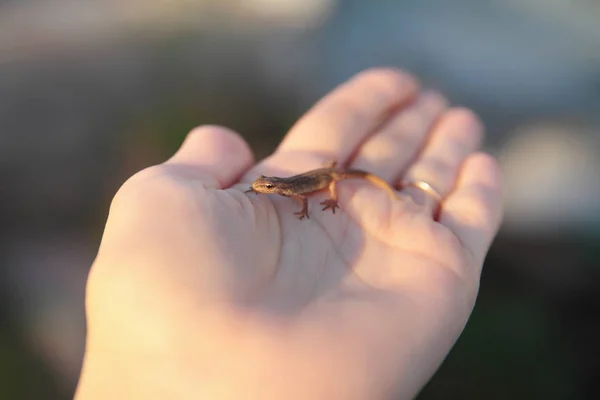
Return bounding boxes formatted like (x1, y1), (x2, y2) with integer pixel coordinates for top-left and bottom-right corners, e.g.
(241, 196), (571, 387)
(164, 125), (254, 189)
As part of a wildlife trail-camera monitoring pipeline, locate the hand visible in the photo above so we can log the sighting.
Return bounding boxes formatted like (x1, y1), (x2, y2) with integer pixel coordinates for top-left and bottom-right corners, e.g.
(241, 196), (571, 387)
(75, 68), (503, 400)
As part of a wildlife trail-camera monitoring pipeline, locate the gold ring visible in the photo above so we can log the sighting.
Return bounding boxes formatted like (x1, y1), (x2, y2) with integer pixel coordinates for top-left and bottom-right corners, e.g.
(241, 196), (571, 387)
(402, 180), (443, 204)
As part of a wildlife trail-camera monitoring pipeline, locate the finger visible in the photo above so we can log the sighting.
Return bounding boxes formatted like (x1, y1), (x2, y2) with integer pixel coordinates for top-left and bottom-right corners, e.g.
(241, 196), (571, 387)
(398, 108), (483, 212)
(165, 125), (254, 189)
(350, 90), (448, 181)
(439, 152), (504, 268)
(275, 68), (419, 164)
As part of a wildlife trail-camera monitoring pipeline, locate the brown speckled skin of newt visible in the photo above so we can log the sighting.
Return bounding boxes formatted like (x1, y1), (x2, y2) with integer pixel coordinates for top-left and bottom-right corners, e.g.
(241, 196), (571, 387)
(245, 161), (399, 219)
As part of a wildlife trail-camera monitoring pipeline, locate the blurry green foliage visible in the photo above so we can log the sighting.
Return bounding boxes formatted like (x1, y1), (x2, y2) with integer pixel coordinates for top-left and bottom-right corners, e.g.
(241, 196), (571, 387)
(418, 297), (576, 399)
(0, 312), (64, 400)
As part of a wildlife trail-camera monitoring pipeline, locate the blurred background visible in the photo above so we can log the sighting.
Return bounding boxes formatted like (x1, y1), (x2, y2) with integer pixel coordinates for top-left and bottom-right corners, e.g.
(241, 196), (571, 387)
(1, 0), (599, 399)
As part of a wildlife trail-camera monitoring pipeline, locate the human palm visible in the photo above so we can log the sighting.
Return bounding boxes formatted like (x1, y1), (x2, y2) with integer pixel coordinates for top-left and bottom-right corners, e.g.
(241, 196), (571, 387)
(77, 69), (503, 400)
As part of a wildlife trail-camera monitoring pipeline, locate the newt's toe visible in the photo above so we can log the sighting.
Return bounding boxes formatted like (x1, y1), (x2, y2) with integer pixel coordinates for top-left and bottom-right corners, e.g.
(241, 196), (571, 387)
(294, 210), (310, 220)
(320, 199), (340, 214)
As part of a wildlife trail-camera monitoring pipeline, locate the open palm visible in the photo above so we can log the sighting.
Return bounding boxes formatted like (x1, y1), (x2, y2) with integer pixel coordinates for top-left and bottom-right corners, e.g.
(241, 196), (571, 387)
(78, 69), (503, 400)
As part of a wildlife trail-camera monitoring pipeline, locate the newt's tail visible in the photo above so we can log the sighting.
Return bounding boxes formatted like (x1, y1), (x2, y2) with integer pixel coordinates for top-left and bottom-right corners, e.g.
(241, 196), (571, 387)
(336, 169), (399, 199)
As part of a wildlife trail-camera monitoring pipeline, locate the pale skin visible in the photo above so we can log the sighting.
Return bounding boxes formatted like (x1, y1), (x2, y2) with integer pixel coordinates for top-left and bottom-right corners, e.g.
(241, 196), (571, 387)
(75, 68), (503, 400)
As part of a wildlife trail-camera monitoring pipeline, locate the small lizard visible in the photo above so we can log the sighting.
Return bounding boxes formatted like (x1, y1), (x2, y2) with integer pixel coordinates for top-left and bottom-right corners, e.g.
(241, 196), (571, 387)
(245, 161), (399, 219)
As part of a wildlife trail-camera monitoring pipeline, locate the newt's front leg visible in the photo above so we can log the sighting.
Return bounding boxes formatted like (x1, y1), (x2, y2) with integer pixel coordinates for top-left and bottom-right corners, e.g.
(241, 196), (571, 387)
(291, 194), (310, 219)
(320, 180), (340, 214)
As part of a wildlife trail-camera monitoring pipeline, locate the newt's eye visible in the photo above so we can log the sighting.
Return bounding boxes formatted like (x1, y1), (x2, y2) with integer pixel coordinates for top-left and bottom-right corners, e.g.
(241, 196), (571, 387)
(265, 184), (274, 189)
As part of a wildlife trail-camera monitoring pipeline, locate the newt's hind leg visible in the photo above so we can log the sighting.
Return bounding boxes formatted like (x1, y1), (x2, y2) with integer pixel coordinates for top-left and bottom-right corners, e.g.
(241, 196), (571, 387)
(320, 180), (340, 214)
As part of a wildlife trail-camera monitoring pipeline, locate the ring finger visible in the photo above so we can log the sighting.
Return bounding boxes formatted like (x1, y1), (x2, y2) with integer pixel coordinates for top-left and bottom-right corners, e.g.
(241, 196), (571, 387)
(398, 108), (483, 215)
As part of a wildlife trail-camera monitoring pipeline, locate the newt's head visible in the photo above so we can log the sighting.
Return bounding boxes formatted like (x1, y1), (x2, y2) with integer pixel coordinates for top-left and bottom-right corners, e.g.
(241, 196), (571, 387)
(245, 175), (290, 195)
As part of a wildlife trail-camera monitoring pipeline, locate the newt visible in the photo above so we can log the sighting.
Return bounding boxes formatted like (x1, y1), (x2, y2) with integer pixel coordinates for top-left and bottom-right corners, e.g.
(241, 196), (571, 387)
(245, 161), (399, 219)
